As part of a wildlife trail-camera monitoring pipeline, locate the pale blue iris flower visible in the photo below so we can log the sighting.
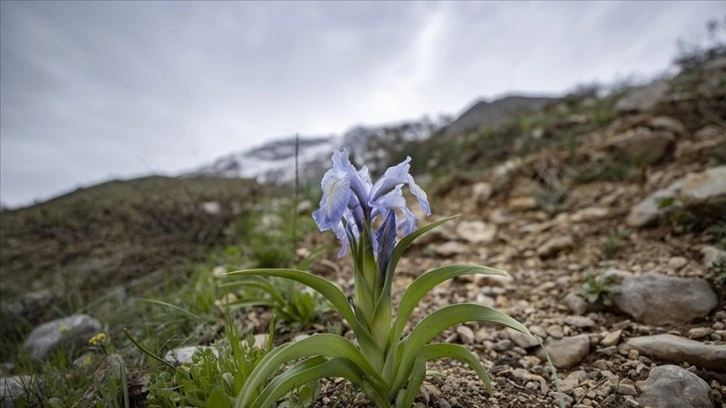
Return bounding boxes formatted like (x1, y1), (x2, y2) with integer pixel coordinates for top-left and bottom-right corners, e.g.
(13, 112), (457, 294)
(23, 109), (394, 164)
(312, 149), (431, 270)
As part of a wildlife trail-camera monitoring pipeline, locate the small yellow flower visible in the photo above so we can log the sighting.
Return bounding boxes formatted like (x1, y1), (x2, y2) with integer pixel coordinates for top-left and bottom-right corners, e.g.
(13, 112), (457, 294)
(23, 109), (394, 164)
(88, 332), (107, 346)
(58, 325), (69, 334)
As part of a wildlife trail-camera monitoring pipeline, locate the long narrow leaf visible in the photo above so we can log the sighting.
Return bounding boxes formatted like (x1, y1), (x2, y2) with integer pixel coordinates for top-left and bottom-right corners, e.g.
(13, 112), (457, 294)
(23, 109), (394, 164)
(140, 298), (215, 323)
(225, 269), (377, 353)
(397, 356), (426, 408)
(236, 334), (384, 406)
(382, 216), (457, 298)
(383, 264), (509, 381)
(236, 356), (327, 408)
(392, 303), (529, 392)
(248, 357), (383, 408)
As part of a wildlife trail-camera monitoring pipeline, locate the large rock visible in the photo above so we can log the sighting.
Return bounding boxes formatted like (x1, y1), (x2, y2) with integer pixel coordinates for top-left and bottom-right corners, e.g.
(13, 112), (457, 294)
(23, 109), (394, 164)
(626, 180), (683, 227)
(637, 365), (713, 408)
(23, 314), (102, 360)
(615, 80), (670, 113)
(605, 127), (676, 165)
(621, 334), (726, 372)
(540, 334), (590, 369)
(610, 272), (717, 325)
(680, 166), (726, 215)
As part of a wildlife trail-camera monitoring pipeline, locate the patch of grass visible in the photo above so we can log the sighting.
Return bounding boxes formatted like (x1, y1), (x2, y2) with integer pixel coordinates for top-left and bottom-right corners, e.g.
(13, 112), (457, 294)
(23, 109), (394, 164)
(601, 228), (630, 258)
(576, 270), (621, 306)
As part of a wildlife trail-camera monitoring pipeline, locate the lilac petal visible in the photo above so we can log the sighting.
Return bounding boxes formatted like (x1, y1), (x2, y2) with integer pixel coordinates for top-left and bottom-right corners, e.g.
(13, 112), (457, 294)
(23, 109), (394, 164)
(399, 207), (418, 235)
(370, 185), (405, 221)
(375, 210), (397, 277)
(406, 175), (431, 216)
(332, 221), (349, 257)
(369, 157), (412, 202)
(313, 167), (351, 231)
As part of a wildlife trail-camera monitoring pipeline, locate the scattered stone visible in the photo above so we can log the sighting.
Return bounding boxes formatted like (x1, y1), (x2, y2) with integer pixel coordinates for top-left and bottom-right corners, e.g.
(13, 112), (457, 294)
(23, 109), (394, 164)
(538, 236), (574, 258)
(564, 293), (588, 316)
(649, 116), (687, 137)
(565, 315), (596, 329)
(23, 314), (102, 361)
(455, 220), (497, 244)
(694, 124), (725, 140)
(626, 180), (683, 227)
(615, 80), (670, 113)
(254, 334), (269, 349)
(506, 328), (540, 349)
(540, 334), (590, 369)
(560, 370), (588, 393)
(507, 196), (537, 212)
(430, 241), (469, 257)
(668, 256), (688, 270)
(701, 246), (726, 269)
(456, 325), (475, 345)
(472, 182), (493, 204)
(570, 207), (609, 223)
(680, 166), (726, 215)
(546, 324), (564, 339)
(0, 376), (41, 408)
(200, 201), (221, 215)
(616, 381), (638, 396)
(687, 328), (713, 340)
(622, 334), (726, 372)
(637, 365), (713, 408)
(610, 272), (717, 325)
(164, 346), (218, 365)
(601, 329), (622, 347)
(605, 127), (676, 165)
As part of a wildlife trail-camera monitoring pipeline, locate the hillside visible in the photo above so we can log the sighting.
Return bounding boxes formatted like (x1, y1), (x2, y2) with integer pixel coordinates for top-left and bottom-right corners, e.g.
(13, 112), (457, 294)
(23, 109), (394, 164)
(0, 57), (725, 407)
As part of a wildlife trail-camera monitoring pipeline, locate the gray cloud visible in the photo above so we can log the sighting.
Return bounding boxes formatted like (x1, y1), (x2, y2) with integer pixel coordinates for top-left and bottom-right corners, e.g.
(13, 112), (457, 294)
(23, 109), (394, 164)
(1, 1), (722, 207)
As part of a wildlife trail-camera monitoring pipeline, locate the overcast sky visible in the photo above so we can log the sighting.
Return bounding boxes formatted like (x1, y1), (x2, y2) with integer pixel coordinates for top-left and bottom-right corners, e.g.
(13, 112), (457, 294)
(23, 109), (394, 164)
(0, 1), (722, 208)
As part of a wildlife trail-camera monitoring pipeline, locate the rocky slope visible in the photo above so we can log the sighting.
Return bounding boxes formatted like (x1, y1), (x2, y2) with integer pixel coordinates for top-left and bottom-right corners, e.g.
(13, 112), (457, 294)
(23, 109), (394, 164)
(1, 58), (725, 407)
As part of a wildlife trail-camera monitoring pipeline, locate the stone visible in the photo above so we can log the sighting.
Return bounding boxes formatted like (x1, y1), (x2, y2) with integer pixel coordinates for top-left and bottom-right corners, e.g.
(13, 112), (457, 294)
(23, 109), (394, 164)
(668, 256), (688, 270)
(200, 201), (221, 215)
(472, 182), (493, 204)
(610, 272), (717, 325)
(600, 329), (622, 347)
(649, 116), (687, 137)
(506, 327), (540, 349)
(560, 370), (588, 393)
(605, 127), (675, 165)
(615, 80), (670, 113)
(637, 365), (713, 408)
(0, 376), (41, 408)
(622, 334), (726, 372)
(164, 346), (218, 365)
(565, 315), (596, 328)
(23, 314), (102, 361)
(687, 328), (713, 340)
(541, 334), (590, 369)
(570, 207), (609, 223)
(538, 236), (574, 258)
(507, 196), (537, 212)
(430, 241), (469, 257)
(626, 179), (683, 227)
(701, 246), (726, 268)
(694, 125), (725, 140)
(455, 220), (497, 244)
(546, 324), (564, 339)
(680, 166), (726, 215)
(456, 325), (475, 345)
(564, 293), (588, 315)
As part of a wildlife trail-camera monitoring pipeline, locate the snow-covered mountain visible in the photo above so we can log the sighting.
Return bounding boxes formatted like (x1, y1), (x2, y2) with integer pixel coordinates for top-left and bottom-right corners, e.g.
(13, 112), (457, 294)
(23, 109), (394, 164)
(186, 115), (450, 184)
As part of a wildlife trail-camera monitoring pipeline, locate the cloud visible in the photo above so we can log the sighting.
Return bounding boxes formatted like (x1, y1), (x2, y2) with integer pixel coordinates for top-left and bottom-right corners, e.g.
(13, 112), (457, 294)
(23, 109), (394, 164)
(1, 1), (722, 207)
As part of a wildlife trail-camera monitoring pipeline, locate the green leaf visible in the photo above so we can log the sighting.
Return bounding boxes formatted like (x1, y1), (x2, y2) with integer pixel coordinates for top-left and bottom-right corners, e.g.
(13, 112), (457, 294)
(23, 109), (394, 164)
(246, 357), (388, 408)
(237, 356), (327, 408)
(381, 216), (457, 300)
(226, 269), (377, 354)
(420, 343), (492, 395)
(236, 334), (384, 407)
(391, 303), (529, 392)
(383, 264), (509, 382)
(397, 357), (426, 408)
(207, 386), (233, 408)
